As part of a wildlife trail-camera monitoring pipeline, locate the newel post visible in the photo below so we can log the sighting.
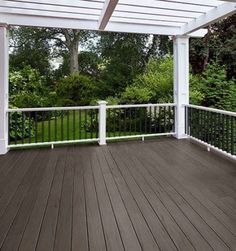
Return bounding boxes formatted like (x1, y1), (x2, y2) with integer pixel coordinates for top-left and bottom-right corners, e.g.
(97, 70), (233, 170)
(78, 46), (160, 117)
(98, 101), (107, 145)
(0, 24), (9, 155)
(173, 36), (189, 139)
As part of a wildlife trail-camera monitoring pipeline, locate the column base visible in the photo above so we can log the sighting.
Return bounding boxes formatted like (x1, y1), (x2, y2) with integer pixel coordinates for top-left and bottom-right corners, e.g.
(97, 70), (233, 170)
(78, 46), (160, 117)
(0, 139), (9, 155)
(173, 134), (189, 140)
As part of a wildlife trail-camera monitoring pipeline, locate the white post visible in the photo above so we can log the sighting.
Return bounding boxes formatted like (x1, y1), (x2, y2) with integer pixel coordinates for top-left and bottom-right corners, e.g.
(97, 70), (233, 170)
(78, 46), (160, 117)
(0, 24), (9, 155)
(98, 101), (107, 145)
(173, 36), (189, 139)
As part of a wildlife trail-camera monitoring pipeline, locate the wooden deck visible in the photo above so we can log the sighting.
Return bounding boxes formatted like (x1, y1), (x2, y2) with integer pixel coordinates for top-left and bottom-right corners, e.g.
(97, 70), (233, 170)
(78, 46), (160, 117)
(0, 138), (235, 251)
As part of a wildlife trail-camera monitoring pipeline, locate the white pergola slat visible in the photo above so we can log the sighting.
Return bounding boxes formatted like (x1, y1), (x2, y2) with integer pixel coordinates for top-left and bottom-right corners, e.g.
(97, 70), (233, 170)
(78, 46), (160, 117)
(0, 0), (235, 36)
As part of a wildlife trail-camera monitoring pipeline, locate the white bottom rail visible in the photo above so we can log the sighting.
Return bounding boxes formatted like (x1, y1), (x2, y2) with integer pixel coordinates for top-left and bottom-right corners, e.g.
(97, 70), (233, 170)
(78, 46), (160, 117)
(188, 135), (236, 162)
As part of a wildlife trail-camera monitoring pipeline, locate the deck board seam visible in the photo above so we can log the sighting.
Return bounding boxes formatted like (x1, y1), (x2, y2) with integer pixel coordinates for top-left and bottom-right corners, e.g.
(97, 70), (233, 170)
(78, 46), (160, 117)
(89, 153), (108, 251)
(101, 147), (144, 251)
(52, 148), (68, 251)
(105, 147), (164, 251)
(94, 150), (126, 251)
(34, 150), (61, 251)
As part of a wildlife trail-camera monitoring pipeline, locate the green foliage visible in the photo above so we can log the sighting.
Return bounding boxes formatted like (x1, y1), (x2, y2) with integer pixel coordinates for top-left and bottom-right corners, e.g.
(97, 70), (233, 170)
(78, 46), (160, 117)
(9, 66), (54, 108)
(120, 57), (173, 104)
(56, 73), (98, 106)
(190, 62), (236, 111)
(97, 33), (172, 98)
(9, 27), (52, 78)
(189, 74), (205, 105)
(190, 14), (236, 79)
(8, 105), (34, 141)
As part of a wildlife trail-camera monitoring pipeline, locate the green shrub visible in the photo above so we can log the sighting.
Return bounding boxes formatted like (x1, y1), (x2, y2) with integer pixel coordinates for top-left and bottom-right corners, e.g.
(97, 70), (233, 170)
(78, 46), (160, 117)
(9, 106), (35, 141)
(56, 73), (98, 106)
(120, 57), (173, 104)
(190, 62), (236, 111)
(9, 66), (52, 108)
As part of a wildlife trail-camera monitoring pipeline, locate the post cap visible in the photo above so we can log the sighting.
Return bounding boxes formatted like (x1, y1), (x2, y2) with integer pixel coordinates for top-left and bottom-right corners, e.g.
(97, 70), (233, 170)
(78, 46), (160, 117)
(97, 100), (108, 105)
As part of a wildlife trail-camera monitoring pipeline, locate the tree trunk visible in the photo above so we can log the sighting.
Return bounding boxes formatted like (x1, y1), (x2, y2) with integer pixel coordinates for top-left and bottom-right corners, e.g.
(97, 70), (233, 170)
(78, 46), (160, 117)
(69, 41), (79, 73)
(62, 29), (80, 74)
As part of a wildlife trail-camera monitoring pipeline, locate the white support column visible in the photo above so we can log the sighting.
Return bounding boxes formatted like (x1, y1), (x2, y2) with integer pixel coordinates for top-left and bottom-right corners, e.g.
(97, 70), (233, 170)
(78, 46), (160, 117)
(173, 36), (189, 139)
(0, 24), (9, 155)
(98, 101), (107, 145)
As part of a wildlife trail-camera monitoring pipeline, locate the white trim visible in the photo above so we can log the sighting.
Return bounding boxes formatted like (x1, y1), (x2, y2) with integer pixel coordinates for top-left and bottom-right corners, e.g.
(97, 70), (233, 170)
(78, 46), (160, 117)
(189, 136), (236, 161)
(173, 36), (189, 139)
(0, 26), (9, 155)
(98, 101), (107, 145)
(186, 104), (236, 117)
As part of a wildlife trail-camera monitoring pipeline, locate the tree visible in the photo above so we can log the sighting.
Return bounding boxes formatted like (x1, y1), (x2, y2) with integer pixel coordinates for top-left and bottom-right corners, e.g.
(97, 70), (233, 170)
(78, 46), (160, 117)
(10, 27), (52, 78)
(190, 62), (236, 111)
(190, 14), (236, 79)
(96, 32), (172, 98)
(10, 27), (92, 76)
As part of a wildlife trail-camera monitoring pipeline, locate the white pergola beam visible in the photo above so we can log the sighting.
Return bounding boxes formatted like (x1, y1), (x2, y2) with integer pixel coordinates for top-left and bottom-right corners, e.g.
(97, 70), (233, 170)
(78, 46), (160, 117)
(181, 2), (236, 35)
(98, 0), (119, 30)
(0, 13), (182, 35)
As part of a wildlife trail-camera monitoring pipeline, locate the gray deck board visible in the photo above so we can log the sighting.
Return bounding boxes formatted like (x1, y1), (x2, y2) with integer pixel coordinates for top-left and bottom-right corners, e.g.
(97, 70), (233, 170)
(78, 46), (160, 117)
(0, 138), (235, 251)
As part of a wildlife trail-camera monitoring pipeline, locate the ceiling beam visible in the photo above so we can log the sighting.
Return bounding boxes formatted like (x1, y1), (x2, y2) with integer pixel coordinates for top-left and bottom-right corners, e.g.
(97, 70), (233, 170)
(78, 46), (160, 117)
(0, 12), (207, 37)
(181, 2), (236, 35)
(98, 0), (119, 30)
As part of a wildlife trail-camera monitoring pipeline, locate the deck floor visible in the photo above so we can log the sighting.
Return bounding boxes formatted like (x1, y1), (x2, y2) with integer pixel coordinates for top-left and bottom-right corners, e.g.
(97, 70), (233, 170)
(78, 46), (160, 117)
(0, 138), (235, 251)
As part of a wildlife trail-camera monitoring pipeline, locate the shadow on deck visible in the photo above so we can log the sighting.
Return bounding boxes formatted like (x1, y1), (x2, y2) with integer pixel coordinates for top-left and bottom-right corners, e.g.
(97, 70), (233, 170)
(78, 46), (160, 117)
(0, 138), (235, 251)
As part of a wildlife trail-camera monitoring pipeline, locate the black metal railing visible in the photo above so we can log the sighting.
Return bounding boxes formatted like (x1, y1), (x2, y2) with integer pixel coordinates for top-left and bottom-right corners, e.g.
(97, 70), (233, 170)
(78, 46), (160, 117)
(186, 105), (236, 156)
(106, 104), (175, 139)
(8, 107), (99, 146)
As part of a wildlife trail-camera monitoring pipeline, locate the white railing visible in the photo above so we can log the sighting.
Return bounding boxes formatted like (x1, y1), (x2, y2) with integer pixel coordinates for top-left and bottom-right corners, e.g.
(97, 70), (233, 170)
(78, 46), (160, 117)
(185, 104), (236, 159)
(7, 102), (176, 149)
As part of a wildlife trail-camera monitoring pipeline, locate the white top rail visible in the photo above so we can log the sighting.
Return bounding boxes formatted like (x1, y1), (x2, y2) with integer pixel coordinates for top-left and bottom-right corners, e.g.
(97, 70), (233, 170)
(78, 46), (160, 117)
(186, 104), (236, 117)
(7, 103), (176, 112)
(7, 106), (100, 112)
(107, 103), (176, 109)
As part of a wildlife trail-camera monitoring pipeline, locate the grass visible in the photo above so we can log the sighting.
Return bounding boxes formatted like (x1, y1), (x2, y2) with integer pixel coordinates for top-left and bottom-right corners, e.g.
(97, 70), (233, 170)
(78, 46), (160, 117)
(10, 111), (98, 145)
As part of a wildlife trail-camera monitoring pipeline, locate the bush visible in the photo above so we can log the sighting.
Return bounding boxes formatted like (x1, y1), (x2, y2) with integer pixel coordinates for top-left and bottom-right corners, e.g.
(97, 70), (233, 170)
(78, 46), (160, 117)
(120, 57), (173, 104)
(9, 66), (53, 108)
(56, 73), (98, 106)
(9, 106), (35, 141)
(190, 62), (236, 111)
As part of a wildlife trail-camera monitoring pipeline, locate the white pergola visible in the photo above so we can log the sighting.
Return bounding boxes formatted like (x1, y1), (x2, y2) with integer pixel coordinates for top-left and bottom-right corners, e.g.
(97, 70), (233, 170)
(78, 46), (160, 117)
(0, 0), (235, 154)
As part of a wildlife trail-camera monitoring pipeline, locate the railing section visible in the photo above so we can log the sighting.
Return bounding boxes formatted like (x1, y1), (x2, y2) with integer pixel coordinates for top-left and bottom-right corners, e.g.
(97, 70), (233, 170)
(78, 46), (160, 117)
(7, 103), (176, 148)
(106, 104), (176, 140)
(186, 105), (236, 156)
(8, 106), (99, 147)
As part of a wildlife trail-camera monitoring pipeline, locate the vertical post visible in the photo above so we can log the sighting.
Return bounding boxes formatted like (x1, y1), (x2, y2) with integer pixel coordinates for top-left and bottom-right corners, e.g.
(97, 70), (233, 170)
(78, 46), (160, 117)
(98, 101), (107, 145)
(0, 24), (9, 155)
(173, 36), (189, 139)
